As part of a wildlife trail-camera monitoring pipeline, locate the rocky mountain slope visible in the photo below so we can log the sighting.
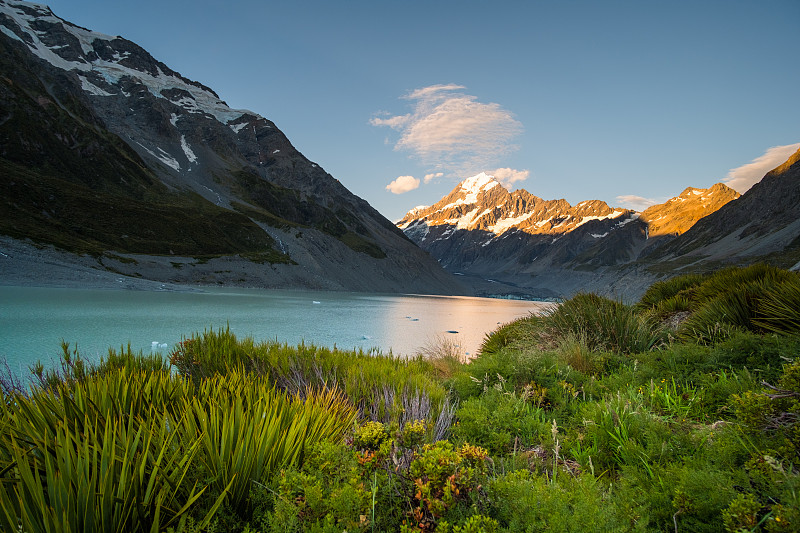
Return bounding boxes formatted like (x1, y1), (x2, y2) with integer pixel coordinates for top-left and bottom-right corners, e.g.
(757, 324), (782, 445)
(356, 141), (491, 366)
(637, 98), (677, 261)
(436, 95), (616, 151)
(398, 173), (740, 298)
(645, 147), (800, 271)
(0, 0), (464, 294)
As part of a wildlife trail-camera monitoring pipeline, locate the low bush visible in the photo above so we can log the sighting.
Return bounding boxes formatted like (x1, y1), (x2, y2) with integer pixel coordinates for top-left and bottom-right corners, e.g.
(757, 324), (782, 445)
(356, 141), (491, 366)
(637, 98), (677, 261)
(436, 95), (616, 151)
(452, 388), (548, 455)
(487, 470), (626, 532)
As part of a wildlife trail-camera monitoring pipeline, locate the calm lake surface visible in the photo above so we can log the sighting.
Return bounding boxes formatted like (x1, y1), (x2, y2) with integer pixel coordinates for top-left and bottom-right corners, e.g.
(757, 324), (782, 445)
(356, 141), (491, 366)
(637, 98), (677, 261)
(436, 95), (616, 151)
(0, 286), (549, 374)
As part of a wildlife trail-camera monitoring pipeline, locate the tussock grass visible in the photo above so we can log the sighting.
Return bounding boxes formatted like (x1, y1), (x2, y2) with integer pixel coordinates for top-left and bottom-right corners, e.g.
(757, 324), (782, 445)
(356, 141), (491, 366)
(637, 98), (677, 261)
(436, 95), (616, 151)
(545, 293), (666, 354)
(169, 327), (453, 437)
(638, 264), (800, 341)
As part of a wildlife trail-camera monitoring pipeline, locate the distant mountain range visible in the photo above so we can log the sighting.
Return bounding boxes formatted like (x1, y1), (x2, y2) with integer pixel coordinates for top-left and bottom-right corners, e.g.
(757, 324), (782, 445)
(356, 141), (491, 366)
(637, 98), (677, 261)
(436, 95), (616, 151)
(398, 150), (800, 299)
(0, 0), (463, 294)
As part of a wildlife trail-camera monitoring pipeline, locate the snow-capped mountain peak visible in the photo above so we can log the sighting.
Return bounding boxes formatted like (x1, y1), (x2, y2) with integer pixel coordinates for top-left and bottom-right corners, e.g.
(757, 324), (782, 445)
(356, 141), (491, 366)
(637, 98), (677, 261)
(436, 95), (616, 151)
(396, 176), (741, 291)
(459, 172), (500, 198)
(0, 0), (252, 125)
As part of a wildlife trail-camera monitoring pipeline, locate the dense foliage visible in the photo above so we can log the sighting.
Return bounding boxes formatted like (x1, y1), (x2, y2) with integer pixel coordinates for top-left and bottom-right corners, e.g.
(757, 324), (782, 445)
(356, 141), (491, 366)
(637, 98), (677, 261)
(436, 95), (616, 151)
(1, 264), (799, 531)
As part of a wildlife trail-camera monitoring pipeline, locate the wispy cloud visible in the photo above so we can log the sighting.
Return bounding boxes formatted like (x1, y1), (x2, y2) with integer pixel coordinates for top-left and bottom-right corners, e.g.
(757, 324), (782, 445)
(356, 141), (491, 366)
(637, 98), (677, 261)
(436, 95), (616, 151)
(424, 172), (444, 183)
(385, 175), (420, 194)
(490, 168), (529, 189)
(616, 195), (659, 211)
(723, 143), (800, 193)
(371, 84), (523, 175)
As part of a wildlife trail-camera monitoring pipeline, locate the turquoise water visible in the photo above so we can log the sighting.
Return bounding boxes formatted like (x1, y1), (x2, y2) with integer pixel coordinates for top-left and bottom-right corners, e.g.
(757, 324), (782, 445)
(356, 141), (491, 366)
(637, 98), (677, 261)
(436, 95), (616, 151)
(0, 286), (547, 373)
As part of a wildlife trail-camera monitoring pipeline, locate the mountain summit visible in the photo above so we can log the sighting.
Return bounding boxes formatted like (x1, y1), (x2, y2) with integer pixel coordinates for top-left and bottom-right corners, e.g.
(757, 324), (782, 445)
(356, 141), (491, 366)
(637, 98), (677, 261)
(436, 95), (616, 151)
(0, 0), (464, 293)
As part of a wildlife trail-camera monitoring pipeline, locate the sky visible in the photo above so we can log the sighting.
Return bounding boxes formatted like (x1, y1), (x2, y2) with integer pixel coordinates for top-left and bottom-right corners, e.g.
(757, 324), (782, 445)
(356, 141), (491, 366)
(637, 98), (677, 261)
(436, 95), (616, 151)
(43, 0), (800, 221)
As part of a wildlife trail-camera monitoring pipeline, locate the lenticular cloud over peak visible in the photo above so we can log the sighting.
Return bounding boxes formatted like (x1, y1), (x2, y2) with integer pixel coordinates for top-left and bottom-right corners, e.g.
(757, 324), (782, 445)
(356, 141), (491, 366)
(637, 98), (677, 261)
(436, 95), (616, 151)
(371, 84), (523, 176)
(723, 143), (800, 193)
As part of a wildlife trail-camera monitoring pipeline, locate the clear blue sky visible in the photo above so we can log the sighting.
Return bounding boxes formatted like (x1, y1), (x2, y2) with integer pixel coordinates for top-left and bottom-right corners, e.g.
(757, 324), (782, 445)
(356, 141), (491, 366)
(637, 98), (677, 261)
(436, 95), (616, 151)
(45, 0), (800, 221)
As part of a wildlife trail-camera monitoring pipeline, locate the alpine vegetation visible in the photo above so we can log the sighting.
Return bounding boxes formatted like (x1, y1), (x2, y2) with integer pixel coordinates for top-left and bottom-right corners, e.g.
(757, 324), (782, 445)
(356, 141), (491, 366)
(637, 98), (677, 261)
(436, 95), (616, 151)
(2, 265), (799, 531)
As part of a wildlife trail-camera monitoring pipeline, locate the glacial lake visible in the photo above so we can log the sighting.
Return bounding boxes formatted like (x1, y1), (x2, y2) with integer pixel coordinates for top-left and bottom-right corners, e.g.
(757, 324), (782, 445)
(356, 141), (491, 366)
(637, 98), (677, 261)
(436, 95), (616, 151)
(0, 286), (550, 376)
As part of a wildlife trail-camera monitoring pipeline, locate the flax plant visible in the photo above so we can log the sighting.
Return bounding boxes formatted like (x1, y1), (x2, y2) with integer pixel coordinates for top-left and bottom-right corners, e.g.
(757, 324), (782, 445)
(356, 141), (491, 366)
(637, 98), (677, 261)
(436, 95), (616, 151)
(0, 370), (219, 532)
(0, 367), (357, 530)
(183, 372), (357, 513)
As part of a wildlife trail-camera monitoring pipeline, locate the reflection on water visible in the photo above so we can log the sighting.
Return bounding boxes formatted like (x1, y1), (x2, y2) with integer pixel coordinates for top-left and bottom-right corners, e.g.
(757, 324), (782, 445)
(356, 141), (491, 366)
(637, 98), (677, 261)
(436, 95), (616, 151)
(0, 286), (551, 373)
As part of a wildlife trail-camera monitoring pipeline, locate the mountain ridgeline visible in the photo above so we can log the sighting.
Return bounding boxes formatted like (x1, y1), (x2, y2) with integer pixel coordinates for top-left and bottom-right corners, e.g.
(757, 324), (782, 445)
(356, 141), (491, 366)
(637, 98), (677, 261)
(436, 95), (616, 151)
(397, 154), (800, 299)
(0, 0), (464, 294)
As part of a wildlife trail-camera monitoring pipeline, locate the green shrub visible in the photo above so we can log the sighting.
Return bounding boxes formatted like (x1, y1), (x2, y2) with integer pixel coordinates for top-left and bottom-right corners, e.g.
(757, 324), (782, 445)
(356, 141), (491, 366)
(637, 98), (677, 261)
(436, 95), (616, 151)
(678, 283), (764, 343)
(0, 369), (215, 532)
(268, 442), (371, 533)
(577, 394), (678, 474)
(639, 265), (800, 341)
(479, 315), (542, 356)
(669, 462), (739, 533)
(25, 340), (170, 393)
(487, 470), (625, 532)
(0, 367), (357, 530)
(406, 441), (489, 531)
(452, 389), (548, 455)
(433, 514), (500, 533)
(450, 344), (559, 401)
(555, 332), (608, 375)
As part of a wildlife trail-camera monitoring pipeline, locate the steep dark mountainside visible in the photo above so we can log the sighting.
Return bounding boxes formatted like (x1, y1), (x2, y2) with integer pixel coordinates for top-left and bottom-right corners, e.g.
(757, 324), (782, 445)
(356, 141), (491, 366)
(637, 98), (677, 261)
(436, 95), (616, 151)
(644, 148), (800, 271)
(0, 1), (464, 294)
(398, 174), (741, 299)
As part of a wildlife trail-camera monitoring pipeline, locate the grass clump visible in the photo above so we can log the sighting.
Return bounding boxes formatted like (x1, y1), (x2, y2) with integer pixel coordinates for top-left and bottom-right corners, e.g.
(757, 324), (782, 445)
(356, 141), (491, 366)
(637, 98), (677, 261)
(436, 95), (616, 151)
(637, 264), (800, 340)
(545, 293), (666, 354)
(169, 327), (454, 438)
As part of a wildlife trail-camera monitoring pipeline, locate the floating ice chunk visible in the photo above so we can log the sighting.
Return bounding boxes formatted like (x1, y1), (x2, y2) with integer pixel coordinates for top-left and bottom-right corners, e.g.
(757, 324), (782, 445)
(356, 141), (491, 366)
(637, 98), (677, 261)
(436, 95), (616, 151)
(159, 343), (168, 349)
(361, 335), (372, 340)
(312, 301), (321, 304)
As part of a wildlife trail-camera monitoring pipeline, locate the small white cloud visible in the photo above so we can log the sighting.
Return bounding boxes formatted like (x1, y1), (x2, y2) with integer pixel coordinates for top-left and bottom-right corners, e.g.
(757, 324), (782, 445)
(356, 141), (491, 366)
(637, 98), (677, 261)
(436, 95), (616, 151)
(723, 143), (800, 193)
(490, 168), (529, 189)
(616, 195), (659, 211)
(371, 84), (522, 176)
(386, 175), (420, 194)
(424, 172), (444, 183)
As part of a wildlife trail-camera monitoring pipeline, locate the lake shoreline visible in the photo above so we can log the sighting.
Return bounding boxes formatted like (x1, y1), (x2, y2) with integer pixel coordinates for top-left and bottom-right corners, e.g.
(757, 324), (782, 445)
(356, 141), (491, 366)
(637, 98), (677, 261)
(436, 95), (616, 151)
(0, 235), (201, 292)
